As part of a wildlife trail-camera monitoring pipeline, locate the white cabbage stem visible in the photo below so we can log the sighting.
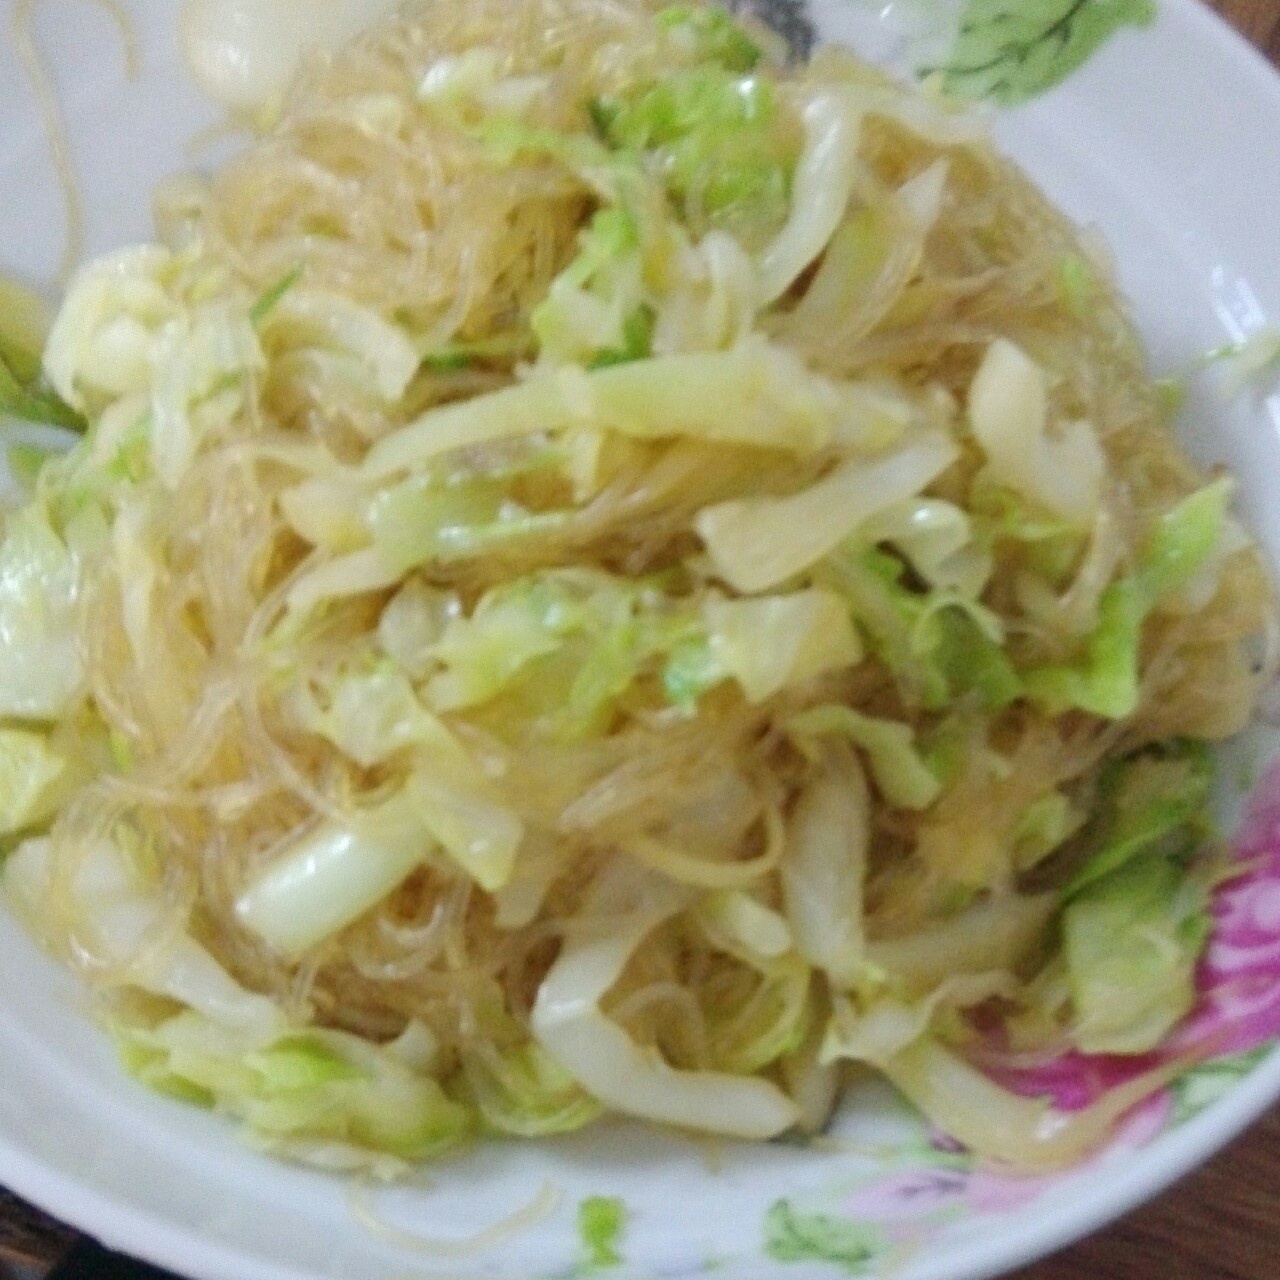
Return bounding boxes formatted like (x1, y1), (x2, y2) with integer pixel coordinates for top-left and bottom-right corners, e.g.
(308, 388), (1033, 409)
(5, 836), (284, 1038)
(235, 790), (430, 958)
(757, 91), (862, 305)
(781, 746), (870, 987)
(362, 343), (840, 480)
(968, 338), (1104, 527)
(696, 429), (958, 593)
(532, 876), (799, 1139)
(181, 0), (401, 115)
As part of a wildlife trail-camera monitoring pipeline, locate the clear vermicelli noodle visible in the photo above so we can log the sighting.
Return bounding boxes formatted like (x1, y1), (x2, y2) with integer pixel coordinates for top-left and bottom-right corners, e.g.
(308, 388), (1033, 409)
(0, 0), (1273, 1172)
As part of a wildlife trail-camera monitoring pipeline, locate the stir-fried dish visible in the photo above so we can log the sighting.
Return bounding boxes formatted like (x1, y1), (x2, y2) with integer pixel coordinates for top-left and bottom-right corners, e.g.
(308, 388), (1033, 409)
(0, 0), (1273, 1174)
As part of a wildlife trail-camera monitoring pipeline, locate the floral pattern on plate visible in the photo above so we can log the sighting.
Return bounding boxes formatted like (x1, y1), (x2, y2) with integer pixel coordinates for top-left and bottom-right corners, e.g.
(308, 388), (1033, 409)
(740, 0), (1156, 102)
(744, 755), (1280, 1274)
(6, 4), (1280, 1280)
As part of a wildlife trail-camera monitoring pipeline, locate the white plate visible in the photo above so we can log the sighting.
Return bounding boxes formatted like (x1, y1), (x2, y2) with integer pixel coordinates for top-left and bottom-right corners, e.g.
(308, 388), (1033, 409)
(3, 2), (1280, 1278)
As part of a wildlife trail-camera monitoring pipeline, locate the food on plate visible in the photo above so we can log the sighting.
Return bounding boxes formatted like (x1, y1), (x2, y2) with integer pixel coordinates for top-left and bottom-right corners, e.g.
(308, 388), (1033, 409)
(0, 0), (1273, 1174)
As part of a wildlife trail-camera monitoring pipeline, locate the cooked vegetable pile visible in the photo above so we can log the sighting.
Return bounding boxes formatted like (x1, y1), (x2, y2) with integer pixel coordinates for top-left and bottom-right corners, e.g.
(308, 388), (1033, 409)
(0, 0), (1272, 1173)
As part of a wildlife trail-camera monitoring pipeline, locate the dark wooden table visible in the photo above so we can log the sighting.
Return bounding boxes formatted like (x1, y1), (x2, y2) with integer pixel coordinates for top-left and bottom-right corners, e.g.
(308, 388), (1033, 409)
(1211, 0), (1280, 57)
(3, 1), (1280, 1276)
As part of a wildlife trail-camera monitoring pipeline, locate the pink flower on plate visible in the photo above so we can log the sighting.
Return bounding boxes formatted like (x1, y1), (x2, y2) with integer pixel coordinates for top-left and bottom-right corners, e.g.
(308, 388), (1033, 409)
(960, 1168), (1047, 1217)
(1204, 769), (1280, 987)
(982, 1050), (1159, 1112)
(1232, 764), (1280, 868)
(1174, 973), (1280, 1059)
(843, 1167), (971, 1225)
(1169, 760), (1280, 1058)
(842, 760), (1280, 1246)
(842, 1092), (1175, 1232)
(1205, 873), (1280, 982)
(984, 761), (1280, 1110)
(963, 1090), (1172, 1215)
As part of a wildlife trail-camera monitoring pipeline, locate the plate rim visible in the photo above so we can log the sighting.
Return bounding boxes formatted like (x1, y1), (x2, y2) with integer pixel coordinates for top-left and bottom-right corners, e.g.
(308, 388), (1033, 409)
(2, 2), (1280, 1278)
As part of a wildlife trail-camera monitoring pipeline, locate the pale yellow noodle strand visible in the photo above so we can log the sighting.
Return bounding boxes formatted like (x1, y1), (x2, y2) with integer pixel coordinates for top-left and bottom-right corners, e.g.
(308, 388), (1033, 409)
(12, 0), (140, 281)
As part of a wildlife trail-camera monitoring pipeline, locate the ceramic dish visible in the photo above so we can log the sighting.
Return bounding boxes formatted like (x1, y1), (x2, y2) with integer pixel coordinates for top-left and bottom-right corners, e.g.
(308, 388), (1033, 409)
(2, 2), (1280, 1277)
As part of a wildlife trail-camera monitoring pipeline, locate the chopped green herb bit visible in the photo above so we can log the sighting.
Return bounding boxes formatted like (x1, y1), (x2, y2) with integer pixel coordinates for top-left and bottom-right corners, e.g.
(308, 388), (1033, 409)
(249, 265), (304, 324)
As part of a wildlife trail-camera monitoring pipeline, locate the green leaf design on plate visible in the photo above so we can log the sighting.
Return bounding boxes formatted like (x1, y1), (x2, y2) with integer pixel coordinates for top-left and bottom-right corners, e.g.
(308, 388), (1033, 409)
(1172, 1044), (1274, 1125)
(933, 0), (1157, 105)
(578, 1195), (627, 1268)
(763, 1199), (883, 1272)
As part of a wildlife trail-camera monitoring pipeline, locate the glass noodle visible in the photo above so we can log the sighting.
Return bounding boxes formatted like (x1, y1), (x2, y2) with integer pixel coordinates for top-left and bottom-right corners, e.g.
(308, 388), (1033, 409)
(0, 0), (1273, 1174)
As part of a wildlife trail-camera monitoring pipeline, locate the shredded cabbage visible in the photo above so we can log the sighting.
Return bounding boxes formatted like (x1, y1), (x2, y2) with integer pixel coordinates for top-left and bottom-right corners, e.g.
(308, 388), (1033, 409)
(461, 1041), (602, 1137)
(757, 90), (860, 304)
(781, 746), (871, 987)
(0, 0), (1272, 1176)
(786, 705), (940, 810)
(0, 505), (83, 718)
(1064, 855), (1210, 1055)
(703, 589), (861, 702)
(362, 341), (838, 480)
(1065, 742), (1212, 895)
(1027, 479), (1233, 718)
(0, 278), (83, 431)
(696, 431), (958, 592)
(968, 338), (1105, 528)
(234, 789), (435, 957)
(120, 1010), (470, 1166)
(0, 728), (70, 836)
(531, 868), (798, 1137)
